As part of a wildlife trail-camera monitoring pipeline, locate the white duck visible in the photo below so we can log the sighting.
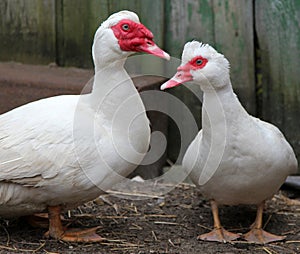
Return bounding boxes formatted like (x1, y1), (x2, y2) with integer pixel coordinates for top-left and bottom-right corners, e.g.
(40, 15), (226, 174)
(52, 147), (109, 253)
(161, 41), (297, 244)
(0, 11), (169, 242)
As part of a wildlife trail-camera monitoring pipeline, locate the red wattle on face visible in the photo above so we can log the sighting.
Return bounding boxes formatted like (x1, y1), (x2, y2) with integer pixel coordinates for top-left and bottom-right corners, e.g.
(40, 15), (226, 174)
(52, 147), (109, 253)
(111, 19), (170, 60)
(160, 55), (209, 90)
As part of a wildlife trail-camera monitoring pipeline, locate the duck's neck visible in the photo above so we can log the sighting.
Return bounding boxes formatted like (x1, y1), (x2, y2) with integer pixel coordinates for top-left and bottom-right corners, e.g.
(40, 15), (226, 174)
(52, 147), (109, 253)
(89, 59), (139, 122)
(86, 57), (150, 159)
(201, 80), (247, 141)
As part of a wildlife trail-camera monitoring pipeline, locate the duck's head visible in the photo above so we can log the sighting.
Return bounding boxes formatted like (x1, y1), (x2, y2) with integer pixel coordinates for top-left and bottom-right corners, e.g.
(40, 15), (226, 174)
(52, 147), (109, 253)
(161, 41), (230, 91)
(93, 11), (169, 68)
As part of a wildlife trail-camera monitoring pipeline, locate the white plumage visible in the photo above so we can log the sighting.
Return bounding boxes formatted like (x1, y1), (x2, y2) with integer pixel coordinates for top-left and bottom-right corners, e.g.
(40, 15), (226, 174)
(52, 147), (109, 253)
(161, 41), (297, 244)
(0, 10), (169, 242)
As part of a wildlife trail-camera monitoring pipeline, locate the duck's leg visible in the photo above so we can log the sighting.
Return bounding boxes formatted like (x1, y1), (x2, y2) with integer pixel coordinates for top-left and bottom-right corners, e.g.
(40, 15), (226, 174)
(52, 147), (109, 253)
(26, 213), (50, 228)
(45, 205), (104, 242)
(26, 213), (68, 229)
(242, 201), (285, 244)
(198, 200), (240, 242)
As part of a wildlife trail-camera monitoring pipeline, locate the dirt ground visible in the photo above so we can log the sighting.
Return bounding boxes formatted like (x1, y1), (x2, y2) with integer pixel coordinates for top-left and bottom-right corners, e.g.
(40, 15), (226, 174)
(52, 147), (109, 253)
(0, 182), (299, 254)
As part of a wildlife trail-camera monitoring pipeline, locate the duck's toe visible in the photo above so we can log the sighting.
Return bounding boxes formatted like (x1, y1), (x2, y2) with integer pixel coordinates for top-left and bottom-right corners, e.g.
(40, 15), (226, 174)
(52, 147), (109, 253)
(242, 228), (285, 244)
(198, 227), (240, 243)
(45, 226), (104, 242)
(59, 226), (104, 242)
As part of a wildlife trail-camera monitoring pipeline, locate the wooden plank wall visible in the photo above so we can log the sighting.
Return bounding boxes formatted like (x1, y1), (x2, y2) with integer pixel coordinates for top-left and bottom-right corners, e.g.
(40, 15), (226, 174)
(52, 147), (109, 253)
(0, 0), (164, 68)
(0, 0), (299, 167)
(0, 0), (56, 64)
(255, 0), (300, 164)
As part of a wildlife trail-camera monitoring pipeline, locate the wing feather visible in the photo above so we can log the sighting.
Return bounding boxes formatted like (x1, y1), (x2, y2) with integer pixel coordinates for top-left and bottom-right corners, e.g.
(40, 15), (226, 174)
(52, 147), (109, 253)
(0, 95), (81, 187)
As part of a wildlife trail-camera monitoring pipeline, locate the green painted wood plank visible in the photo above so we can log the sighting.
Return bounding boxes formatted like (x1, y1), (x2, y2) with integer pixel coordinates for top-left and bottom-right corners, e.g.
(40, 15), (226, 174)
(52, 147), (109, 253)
(164, 0), (215, 162)
(57, 0), (109, 68)
(213, 0), (255, 114)
(108, 0), (141, 14)
(255, 0), (300, 167)
(0, 0), (56, 64)
(165, 0), (215, 58)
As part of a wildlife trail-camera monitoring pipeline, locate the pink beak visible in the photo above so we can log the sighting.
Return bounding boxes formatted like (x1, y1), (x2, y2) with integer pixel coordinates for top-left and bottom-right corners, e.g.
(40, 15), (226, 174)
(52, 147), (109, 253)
(138, 39), (170, 60)
(160, 66), (193, 90)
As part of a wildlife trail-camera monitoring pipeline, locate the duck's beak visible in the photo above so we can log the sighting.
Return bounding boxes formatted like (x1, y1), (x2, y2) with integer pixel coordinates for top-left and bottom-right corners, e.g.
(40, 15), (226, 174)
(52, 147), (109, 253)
(160, 67), (192, 90)
(138, 39), (170, 60)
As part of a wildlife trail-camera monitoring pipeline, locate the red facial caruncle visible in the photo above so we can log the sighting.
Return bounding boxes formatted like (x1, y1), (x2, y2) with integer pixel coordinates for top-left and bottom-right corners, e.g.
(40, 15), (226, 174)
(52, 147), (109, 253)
(187, 56), (208, 70)
(160, 55), (208, 90)
(111, 19), (170, 60)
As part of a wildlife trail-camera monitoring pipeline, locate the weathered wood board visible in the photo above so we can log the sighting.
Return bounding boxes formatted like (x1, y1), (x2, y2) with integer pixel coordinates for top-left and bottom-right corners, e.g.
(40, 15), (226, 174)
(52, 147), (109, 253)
(55, 0), (108, 68)
(213, 0), (255, 114)
(255, 0), (300, 165)
(0, 0), (56, 64)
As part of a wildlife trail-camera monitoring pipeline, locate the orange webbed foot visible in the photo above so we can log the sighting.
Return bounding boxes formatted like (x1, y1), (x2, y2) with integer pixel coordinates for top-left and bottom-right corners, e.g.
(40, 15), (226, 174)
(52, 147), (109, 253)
(242, 228), (285, 244)
(45, 226), (104, 242)
(198, 227), (240, 243)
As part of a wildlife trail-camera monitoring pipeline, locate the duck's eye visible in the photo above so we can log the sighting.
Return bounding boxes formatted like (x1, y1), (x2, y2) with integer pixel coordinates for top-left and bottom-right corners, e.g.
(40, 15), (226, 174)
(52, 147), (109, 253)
(196, 59), (203, 65)
(122, 24), (130, 31)
(190, 56), (208, 68)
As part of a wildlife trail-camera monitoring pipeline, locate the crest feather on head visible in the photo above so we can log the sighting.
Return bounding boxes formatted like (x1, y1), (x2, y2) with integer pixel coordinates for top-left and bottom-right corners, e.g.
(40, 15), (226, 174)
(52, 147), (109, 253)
(101, 10), (140, 28)
(182, 41), (229, 70)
